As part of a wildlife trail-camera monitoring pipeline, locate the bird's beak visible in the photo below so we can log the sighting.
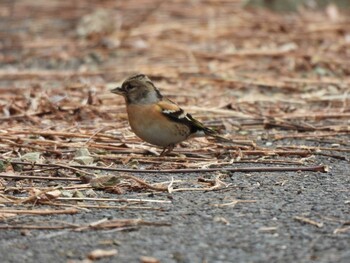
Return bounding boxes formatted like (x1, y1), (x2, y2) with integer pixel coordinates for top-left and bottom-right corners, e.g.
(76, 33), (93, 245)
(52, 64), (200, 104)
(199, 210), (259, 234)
(111, 87), (125, 95)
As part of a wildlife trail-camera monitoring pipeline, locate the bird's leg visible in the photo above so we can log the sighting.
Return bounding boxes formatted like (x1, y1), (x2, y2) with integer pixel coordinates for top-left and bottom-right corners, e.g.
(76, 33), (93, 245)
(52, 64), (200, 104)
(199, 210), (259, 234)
(160, 144), (175, 156)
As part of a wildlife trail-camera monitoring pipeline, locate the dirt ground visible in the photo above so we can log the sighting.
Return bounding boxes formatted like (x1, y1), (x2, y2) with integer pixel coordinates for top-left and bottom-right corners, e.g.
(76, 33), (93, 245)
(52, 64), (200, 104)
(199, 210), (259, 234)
(0, 1), (349, 263)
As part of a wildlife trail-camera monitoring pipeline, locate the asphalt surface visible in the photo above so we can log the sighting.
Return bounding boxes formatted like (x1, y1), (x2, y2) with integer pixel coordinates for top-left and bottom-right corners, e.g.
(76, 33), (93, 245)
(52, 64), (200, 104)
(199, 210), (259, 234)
(1, 152), (349, 263)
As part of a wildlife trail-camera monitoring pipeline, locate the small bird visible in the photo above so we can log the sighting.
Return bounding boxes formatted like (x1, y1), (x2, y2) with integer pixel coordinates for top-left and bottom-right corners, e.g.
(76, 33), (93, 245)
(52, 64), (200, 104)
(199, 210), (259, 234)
(111, 73), (227, 156)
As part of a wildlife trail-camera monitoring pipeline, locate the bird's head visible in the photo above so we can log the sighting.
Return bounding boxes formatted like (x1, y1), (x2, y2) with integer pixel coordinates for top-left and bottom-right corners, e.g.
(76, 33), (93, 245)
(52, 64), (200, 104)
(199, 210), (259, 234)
(111, 74), (162, 104)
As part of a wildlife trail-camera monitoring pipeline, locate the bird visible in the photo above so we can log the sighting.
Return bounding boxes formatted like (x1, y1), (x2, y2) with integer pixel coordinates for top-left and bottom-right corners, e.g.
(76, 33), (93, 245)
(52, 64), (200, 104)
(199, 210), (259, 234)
(111, 73), (229, 156)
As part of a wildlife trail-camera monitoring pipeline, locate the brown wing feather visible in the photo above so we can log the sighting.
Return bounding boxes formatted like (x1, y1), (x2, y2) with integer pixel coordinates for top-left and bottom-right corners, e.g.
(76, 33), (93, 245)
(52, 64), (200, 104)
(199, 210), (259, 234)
(158, 99), (216, 135)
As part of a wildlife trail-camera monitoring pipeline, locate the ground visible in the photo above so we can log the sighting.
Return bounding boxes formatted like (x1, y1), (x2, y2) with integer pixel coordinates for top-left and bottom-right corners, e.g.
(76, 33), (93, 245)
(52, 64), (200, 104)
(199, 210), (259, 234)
(0, 1), (349, 263)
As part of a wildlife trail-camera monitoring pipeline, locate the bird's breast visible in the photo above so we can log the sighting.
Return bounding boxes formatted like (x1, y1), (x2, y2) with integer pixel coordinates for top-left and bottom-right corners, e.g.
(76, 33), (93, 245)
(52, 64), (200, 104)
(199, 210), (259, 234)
(126, 104), (190, 147)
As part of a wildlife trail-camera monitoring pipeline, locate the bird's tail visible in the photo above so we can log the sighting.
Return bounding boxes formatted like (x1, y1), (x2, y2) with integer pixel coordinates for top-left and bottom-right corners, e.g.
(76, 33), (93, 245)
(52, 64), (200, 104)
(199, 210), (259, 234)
(203, 127), (232, 142)
(203, 127), (256, 147)
(189, 116), (255, 147)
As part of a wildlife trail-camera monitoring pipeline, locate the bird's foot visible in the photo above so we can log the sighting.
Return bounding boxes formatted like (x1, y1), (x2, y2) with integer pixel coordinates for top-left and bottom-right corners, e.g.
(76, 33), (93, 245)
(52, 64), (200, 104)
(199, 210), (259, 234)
(159, 144), (175, 157)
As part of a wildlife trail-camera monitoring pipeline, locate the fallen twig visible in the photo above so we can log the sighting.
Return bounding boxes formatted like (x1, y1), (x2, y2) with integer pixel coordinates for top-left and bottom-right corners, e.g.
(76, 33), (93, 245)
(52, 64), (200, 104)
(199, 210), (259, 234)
(294, 216), (324, 228)
(4, 160), (328, 174)
(0, 173), (80, 181)
(212, 199), (257, 207)
(0, 218), (171, 231)
(0, 208), (78, 215)
(55, 197), (171, 204)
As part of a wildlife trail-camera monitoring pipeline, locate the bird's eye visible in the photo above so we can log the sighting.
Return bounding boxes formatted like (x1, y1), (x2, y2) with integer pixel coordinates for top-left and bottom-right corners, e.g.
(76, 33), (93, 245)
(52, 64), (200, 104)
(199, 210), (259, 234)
(125, 84), (136, 91)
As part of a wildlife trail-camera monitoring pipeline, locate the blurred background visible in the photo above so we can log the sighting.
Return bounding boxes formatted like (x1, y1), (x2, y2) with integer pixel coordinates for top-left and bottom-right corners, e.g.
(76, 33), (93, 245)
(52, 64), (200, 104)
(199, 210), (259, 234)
(1, 0), (349, 78)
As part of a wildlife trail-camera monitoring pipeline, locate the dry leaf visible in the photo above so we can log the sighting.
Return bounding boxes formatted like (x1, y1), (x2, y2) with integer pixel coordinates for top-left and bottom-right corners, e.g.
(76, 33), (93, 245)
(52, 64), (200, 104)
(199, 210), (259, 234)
(45, 190), (62, 200)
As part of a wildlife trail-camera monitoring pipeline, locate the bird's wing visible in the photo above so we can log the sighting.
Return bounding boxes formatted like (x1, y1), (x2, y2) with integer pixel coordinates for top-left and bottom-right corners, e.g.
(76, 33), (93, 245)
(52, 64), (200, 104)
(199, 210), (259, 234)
(157, 99), (216, 135)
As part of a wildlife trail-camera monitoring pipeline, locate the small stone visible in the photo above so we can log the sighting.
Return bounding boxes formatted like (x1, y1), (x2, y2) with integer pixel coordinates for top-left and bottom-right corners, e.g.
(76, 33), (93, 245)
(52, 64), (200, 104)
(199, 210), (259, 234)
(0, 160), (8, 172)
(140, 256), (160, 263)
(73, 190), (85, 198)
(265, 141), (273, 146)
(87, 249), (118, 260)
(73, 156), (94, 165)
(21, 152), (42, 163)
(85, 189), (98, 198)
(61, 190), (73, 198)
(75, 148), (91, 157)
